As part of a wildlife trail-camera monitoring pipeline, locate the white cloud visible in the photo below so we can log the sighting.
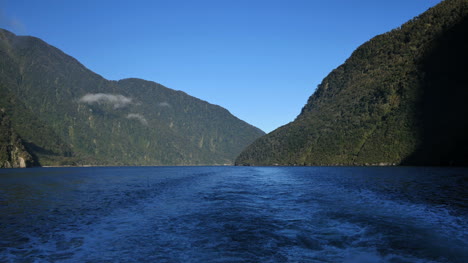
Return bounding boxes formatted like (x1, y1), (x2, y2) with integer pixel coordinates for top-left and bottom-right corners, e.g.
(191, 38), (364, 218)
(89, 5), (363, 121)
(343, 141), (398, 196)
(79, 93), (133, 109)
(126, 113), (148, 125)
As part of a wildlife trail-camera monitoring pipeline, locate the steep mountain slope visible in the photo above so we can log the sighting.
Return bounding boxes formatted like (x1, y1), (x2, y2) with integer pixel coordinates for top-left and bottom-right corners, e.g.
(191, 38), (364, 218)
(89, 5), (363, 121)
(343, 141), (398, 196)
(236, 0), (467, 166)
(0, 110), (35, 168)
(0, 29), (264, 166)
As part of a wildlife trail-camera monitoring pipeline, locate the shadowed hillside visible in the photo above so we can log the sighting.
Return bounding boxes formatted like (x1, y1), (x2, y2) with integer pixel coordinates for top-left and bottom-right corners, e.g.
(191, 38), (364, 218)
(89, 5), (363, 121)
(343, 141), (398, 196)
(236, 0), (467, 166)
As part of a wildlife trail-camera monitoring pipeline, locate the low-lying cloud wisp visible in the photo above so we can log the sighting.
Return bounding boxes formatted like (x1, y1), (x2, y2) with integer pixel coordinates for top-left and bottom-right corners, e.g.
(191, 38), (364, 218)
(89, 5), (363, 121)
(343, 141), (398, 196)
(79, 93), (133, 109)
(126, 113), (148, 125)
(158, 102), (171, 107)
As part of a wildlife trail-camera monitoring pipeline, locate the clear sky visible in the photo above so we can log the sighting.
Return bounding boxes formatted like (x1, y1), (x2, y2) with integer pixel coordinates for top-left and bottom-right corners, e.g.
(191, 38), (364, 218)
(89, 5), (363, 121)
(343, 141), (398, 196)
(1, 0), (442, 133)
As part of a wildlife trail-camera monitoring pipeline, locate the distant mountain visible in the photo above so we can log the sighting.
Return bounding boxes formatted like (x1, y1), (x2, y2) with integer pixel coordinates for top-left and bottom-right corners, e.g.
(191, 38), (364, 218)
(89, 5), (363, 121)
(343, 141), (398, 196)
(0, 29), (264, 166)
(236, 0), (467, 166)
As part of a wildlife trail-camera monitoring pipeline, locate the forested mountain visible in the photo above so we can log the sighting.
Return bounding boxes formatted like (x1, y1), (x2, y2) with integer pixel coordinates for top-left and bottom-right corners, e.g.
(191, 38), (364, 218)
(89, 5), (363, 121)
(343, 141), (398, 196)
(0, 29), (264, 166)
(236, 0), (467, 166)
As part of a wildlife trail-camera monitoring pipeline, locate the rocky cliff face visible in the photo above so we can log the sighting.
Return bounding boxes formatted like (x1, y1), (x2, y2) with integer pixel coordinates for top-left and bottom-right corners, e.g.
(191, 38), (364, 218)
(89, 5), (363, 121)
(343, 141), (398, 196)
(0, 110), (35, 168)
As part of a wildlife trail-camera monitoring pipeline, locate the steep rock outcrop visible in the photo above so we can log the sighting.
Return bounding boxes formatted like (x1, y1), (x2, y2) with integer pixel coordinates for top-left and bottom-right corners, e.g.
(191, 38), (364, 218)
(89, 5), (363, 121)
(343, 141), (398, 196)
(0, 110), (35, 168)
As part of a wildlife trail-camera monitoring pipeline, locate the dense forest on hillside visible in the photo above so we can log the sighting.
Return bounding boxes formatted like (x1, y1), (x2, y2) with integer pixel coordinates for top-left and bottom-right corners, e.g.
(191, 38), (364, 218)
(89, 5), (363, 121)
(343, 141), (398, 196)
(0, 29), (264, 167)
(236, 0), (467, 166)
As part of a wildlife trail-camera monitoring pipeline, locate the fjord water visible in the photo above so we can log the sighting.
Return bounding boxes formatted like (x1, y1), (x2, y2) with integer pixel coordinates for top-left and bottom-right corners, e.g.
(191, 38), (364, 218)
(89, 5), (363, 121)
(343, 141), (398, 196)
(0, 167), (466, 262)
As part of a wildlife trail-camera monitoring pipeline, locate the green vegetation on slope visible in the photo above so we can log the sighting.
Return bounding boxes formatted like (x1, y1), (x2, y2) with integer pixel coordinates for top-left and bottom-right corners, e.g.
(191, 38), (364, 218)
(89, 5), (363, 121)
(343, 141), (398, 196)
(0, 29), (264, 166)
(236, 0), (468, 166)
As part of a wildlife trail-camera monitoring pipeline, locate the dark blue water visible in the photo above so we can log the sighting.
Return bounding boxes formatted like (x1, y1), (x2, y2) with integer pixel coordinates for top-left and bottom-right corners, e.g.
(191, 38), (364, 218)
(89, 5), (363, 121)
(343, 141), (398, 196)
(0, 166), (467, 263)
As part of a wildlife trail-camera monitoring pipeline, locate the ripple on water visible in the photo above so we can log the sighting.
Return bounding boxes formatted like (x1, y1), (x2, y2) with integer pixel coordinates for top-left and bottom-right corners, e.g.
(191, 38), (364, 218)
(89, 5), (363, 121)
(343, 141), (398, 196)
(0, 167), (466, 262)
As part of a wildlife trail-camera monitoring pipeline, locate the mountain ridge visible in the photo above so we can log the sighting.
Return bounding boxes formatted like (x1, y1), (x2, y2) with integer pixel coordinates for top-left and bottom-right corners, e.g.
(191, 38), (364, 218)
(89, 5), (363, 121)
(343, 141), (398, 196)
(236, 0), (468, 166)
(0, 29), (264, 167)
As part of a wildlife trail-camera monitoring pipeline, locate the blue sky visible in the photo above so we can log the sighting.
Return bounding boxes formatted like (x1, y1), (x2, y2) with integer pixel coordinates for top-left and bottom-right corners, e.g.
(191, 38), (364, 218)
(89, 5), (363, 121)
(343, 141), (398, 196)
(1, 0), (442, 133)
